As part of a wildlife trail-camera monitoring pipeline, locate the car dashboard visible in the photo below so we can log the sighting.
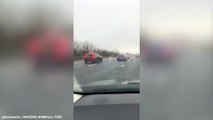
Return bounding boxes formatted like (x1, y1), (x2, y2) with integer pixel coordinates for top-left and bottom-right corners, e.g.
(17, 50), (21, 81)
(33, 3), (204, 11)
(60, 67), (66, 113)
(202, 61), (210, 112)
(74, 93), (139, 120)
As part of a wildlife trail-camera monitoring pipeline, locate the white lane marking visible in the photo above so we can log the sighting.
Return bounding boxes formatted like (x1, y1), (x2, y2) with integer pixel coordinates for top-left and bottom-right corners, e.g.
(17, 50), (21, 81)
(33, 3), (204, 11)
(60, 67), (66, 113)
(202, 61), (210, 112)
(88, 64), (95, 67)
(121, 64), (125, 67)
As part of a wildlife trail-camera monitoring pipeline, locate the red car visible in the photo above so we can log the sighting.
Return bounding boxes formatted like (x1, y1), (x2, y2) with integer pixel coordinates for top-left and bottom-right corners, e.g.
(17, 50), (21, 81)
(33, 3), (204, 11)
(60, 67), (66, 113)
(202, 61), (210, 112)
(83, 52), (103, 64)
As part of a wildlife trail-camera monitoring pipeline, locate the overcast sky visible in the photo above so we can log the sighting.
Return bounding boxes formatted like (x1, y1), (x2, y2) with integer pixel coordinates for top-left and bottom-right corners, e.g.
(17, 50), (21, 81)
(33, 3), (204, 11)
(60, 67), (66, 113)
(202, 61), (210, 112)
(74, 0), (140, 53)
(141, 0), (213, 42)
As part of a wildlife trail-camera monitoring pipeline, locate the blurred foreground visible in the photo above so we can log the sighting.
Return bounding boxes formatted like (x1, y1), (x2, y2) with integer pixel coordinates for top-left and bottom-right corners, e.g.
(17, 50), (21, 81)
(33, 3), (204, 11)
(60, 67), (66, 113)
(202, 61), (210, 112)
(141, 37), (213, 120)
(0, 1), (73, 119)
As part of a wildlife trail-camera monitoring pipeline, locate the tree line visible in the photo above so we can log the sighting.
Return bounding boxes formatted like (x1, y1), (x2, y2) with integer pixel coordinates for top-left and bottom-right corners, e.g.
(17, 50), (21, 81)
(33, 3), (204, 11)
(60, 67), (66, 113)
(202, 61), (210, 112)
(74, 40), (119, 59)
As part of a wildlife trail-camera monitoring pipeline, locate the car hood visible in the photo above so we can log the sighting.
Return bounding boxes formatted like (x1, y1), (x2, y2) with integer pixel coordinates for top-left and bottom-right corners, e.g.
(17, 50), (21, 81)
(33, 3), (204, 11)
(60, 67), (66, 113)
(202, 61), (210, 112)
(74, 79), (140, 94)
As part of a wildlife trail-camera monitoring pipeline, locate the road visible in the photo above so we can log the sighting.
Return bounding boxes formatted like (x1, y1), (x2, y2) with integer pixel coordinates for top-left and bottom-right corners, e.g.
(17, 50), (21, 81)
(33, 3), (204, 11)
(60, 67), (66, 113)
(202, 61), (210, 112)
(74, 57), (140, 85)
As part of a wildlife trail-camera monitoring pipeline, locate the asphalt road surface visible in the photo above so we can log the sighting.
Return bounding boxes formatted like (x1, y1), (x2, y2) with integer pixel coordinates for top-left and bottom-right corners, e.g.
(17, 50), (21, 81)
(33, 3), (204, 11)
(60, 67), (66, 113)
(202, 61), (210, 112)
(74, 57), (140, 85)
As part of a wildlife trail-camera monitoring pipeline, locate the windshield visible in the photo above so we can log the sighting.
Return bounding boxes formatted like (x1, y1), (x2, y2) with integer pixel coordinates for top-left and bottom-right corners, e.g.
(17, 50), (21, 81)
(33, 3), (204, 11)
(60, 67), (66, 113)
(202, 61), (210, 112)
(74, 0), (140, 94)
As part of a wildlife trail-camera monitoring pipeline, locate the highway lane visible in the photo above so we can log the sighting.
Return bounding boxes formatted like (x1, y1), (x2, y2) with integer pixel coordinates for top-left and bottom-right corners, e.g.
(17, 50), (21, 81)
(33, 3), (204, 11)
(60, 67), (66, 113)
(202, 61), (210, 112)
(74, 57), (140, 85)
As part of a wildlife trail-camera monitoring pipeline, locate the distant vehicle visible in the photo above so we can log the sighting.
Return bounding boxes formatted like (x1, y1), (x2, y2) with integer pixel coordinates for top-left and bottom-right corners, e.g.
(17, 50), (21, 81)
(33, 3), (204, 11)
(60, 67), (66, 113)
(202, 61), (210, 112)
(117, 54), (127, 61)
(83, 52), (103, 64)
